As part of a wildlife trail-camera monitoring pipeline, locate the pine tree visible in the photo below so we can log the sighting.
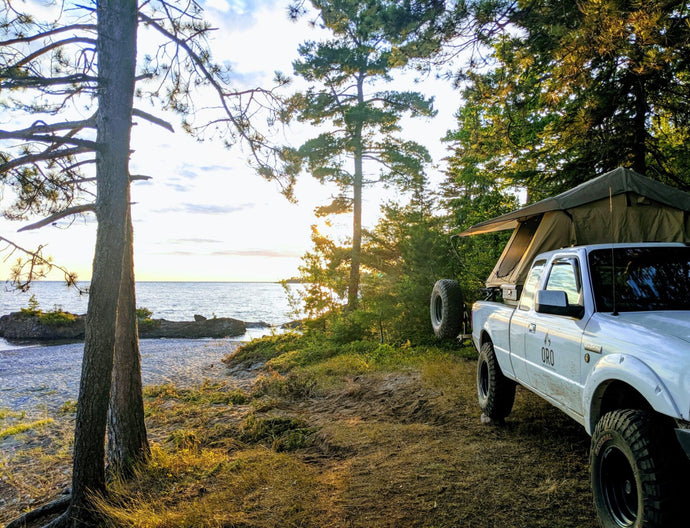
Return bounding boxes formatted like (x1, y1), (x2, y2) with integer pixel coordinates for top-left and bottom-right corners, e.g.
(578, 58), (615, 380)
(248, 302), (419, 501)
(286, 0), (447, 309)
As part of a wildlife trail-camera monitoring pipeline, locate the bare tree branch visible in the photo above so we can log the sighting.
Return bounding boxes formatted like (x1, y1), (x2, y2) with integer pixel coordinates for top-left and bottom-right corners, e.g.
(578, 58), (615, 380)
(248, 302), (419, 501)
(6, 36), (97, 70)
(17, 203), (95, 232)
(0, 146), (92, 174)
(132, 108), (174, 132)
(0, 24), (96, 46)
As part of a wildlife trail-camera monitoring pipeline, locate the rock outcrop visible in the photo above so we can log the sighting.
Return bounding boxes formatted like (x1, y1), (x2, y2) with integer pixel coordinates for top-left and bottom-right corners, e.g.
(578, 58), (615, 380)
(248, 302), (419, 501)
(138, 317), (246, 339)
(0, 312), (246, 342)
(0, 312), (85, 340)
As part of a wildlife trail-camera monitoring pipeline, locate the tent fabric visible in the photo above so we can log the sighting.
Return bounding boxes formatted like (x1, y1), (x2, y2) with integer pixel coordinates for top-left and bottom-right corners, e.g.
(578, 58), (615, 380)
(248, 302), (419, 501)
(460, 167), (690, 237)
(464, 168), (690, 288)
(485, 210), (573, 288)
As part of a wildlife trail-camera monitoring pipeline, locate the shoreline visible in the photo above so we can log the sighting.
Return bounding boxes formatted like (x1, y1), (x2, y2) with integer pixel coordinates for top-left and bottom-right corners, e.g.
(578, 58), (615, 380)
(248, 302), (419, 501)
(0, 336), (250, 415)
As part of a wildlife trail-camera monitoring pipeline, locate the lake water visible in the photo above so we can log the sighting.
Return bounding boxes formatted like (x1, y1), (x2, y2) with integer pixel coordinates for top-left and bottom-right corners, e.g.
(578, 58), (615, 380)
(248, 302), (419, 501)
(1, 281), (301, 322)
(0, 281), (303, 351)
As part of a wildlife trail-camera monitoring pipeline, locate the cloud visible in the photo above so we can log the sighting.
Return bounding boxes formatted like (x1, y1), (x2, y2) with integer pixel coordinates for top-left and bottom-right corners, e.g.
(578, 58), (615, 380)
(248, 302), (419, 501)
(157, 247), (301, 258)
(211, 248), (302, 258)
(164, 182), (190, 193)
(204, 0), (286, 29)
(169, 238), (224, 244)
(154, 202), (255, 215)
(205, 0), (230, 11)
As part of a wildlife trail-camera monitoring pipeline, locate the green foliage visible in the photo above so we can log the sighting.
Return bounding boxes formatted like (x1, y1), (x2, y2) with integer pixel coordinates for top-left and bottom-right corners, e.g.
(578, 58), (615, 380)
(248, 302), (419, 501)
(447, 0), (690, 193)
(19, 296), (79, 327)
(38, 308), (77, 327)
(136, 307), (153, 320)
(20, 294), (41, 316)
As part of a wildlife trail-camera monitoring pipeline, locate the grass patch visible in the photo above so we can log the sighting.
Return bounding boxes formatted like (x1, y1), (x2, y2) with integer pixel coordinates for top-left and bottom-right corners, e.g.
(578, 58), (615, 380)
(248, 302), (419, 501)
(0, 418), (54, 438)
(241, 414), (317, 452)
(93, 446), (333, 528)
(144, 381), (248, 406)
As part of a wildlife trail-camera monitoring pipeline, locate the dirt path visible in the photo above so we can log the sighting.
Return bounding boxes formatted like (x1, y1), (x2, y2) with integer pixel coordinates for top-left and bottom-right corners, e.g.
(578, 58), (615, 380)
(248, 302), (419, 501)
(284, 363), (598, 528)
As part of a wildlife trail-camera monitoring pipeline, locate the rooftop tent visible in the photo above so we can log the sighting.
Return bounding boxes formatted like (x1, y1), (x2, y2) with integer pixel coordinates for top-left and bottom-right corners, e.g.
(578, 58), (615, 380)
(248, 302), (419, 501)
(459, 167), (690, 288)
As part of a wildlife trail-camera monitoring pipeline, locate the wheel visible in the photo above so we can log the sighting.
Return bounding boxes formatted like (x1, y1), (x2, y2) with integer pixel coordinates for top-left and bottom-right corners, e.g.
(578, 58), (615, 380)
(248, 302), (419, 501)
(476, 341), (515, 420)
(590, 409), (681, 528)
(430, 279), (463, 339)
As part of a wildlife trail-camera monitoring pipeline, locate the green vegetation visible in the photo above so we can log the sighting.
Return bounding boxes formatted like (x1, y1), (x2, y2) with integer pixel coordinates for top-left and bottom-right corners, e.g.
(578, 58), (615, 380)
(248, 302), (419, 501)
(38, 309), (77, 327)
(18, 296), (79, 327)
(0, 418), (54, 439)
(136, 306), (160, 332)
(136, 307), (153, 320)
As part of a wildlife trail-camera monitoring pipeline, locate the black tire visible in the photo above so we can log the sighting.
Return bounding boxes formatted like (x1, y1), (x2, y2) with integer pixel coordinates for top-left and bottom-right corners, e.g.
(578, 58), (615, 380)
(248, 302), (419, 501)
(590, 409), (681, 528)
(476, 341), (515, 420)
(430, 279), (463, 339)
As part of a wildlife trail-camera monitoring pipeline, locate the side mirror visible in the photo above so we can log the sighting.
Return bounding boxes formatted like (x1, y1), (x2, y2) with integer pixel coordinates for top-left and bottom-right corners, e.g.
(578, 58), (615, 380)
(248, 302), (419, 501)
(535, 290), (584, 318)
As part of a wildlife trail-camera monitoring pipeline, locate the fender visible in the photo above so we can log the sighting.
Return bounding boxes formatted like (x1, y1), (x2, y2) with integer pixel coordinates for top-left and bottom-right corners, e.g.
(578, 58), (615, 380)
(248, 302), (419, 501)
(584, 353), (681, 435)
(472, 301), (515, 378)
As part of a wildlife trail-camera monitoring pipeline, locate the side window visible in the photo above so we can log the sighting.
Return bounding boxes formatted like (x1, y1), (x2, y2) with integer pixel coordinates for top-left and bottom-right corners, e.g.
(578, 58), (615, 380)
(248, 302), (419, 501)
(519, 260), (547, 311)
(546, 259), (582, 306)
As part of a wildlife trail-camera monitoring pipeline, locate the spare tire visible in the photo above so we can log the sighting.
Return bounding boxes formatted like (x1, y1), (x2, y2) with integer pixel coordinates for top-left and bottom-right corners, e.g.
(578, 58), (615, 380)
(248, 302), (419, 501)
(430, 279), (464, 339)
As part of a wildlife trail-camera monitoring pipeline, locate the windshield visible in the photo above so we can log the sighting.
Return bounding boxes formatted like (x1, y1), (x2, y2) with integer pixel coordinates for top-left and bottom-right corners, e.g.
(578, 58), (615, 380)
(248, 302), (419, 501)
(589, 247), (690, 312)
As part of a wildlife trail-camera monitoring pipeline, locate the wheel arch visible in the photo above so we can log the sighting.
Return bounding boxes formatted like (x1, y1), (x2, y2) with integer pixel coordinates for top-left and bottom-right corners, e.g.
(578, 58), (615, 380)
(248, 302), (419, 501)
(479, 329), (492, 348)
(586, 354), (681, 434)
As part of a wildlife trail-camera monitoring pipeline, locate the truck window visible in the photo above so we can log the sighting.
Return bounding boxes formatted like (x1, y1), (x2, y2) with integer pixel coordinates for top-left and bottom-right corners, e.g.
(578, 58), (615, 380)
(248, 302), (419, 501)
(589, 246), (690, 312)
(546, 259), (582, 306)
(519, 259), (547, 311)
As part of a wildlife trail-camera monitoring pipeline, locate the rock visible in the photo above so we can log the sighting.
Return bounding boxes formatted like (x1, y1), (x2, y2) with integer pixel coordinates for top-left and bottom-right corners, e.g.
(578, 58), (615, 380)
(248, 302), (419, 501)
(0, 311), (246, 342)
(245, 321), (271, 329)
(138, 317), (246, 339)
(480, 413), (505, 426)
(0, 312), (85, 341)
(193, 314), (207, 322)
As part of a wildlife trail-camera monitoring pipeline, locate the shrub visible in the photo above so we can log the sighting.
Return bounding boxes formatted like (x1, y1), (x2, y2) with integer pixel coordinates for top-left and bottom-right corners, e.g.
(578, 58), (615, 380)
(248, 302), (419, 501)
(20, 294), (42, 317)
(136, 307), (153, 320)
(38, 309), (77, 327)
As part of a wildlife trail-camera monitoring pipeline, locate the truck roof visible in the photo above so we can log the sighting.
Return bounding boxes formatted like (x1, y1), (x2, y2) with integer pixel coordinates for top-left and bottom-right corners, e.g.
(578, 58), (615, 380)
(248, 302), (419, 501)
(537, 242), (688, 260)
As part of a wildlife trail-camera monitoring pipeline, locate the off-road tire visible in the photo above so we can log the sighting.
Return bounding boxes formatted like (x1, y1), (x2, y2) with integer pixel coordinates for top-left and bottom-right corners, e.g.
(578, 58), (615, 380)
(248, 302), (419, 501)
(430, 279), (463, 339)
(476, 341), (515, 420)
(590, 409), (681, 528)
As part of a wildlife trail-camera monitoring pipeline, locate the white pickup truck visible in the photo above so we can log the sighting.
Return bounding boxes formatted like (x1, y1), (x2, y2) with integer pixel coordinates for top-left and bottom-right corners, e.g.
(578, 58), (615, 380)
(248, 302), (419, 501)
(437, 242), (690, 528)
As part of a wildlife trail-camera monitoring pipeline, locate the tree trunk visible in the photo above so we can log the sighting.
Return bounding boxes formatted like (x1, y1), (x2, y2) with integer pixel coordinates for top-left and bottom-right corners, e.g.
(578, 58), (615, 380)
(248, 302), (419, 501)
(107, 207), (149, 477)
(66, 1), (137, 525)
(347, 75), (365, 311)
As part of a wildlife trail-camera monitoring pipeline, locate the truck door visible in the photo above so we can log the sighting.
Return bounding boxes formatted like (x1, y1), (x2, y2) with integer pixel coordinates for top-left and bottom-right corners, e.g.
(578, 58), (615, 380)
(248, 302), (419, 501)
(508, 259), (547, 384)
(523, 257), (587, 417)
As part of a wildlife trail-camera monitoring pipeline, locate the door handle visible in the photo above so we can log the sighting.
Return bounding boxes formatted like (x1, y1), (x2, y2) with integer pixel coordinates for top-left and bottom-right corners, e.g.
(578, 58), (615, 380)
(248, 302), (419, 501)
(528, 323), (536, 333)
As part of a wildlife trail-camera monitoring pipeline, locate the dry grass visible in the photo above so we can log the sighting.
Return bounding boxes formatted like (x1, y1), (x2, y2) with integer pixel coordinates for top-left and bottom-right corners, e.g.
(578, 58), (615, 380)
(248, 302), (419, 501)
(1, 343), (599, 527)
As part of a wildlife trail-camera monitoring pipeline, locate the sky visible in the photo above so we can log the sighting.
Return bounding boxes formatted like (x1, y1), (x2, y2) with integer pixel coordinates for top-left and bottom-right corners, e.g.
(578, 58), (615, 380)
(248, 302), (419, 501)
(0, 0), (460, 283)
